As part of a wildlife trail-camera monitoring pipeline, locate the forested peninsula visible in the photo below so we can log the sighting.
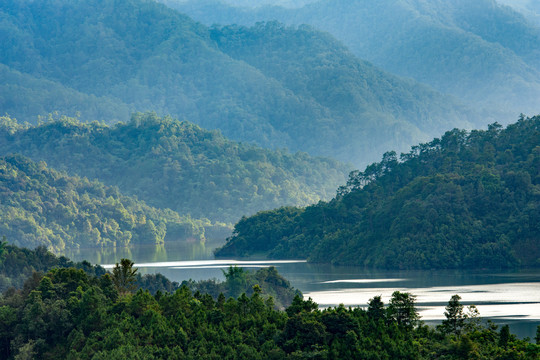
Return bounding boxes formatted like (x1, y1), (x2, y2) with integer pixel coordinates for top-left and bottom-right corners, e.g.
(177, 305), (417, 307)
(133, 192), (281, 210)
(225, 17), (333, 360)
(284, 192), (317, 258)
(0, 114), (347, 223)
(0, 154), (217, 252)
(217, 116), (540, 269)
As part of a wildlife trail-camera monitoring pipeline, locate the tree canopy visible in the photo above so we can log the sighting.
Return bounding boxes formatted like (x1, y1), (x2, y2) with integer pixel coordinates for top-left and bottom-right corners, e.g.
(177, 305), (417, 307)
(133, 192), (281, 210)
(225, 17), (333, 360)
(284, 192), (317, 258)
(0, 153), (215, 252)
(0, 250), (538, 359)
(0, 114), (348, 223)
(217, 116), (540, 269)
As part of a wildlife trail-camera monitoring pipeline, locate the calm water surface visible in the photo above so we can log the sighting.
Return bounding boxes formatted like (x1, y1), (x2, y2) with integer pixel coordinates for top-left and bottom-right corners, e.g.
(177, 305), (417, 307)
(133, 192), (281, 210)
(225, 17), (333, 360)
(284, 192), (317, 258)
(64, 241), (540, 340)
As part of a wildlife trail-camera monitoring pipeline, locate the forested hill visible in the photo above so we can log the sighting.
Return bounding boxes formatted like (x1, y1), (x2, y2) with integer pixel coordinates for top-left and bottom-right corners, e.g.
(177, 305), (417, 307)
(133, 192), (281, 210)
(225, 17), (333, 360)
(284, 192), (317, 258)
(0, 154), (214, 253)
(216, 116), (540, 270)
(172, 0), (540, 121)
(0, 114), (348, 223)
(0, 0), (479, 166)
(209, 22), (476, 163)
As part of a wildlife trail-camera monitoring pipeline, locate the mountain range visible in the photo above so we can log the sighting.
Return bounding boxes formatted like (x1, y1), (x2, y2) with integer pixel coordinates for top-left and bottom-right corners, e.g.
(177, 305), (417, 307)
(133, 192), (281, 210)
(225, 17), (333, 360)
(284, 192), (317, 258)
(1, 0), (481, 166)
(170, 0), (540, 121)
(0, 113), (347, 224)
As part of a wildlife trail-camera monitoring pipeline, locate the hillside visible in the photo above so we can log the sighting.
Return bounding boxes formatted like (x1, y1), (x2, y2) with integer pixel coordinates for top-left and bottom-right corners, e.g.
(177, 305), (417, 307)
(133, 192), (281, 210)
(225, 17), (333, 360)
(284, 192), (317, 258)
(209, 22), (476, 164)
(0, 0), (479, 166)
(0, 154), (212, 253)
(216, 116), (540, 269)
(172, 0), (540, 120)
(0, 114), (348, 223)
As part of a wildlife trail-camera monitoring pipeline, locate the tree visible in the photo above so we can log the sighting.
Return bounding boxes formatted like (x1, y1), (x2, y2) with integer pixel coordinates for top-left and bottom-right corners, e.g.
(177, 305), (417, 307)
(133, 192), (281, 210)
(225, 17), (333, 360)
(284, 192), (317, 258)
(367, 295), (385, 322)
(387, 291), (419, 329)
(286, 295), (318, 317)
(0, 236), (6, 260)
(222, 266), (247, 298)
(111, 258), (138, 296)
(499, 324), (510, 348)
(463, 305), (482, 332)
(440, 294), (466, 335)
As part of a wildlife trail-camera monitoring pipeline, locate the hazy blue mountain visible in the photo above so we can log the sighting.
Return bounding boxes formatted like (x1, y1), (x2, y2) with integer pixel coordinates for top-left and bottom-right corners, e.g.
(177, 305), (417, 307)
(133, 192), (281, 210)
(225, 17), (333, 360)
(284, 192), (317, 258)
(0, 0), (480, 166)
(170, 0), (540, 120)
(161, 0), (316, 8)
(497, 0), (540, 26)
(0, 64), (130, 122)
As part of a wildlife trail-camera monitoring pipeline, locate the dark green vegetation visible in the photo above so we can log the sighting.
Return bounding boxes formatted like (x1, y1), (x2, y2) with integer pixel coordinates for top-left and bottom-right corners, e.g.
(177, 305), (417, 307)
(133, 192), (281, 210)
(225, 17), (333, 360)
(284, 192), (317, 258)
(1, 257), (538, 359)
(0, 0), (480, 165)
(0, 153), (216, 252)
(217, 116), (540, 269)
(173, 0), (540, 119)
(0, 243), (298, 307)
(0, 241), (105, 293)
(0, 114), (347, 223)
(181, 265), (300, 310)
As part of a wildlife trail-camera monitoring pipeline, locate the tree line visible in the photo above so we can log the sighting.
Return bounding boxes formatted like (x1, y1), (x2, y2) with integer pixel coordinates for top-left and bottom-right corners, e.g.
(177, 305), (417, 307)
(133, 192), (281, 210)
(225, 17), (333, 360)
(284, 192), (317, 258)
(0, 245), (538, 358)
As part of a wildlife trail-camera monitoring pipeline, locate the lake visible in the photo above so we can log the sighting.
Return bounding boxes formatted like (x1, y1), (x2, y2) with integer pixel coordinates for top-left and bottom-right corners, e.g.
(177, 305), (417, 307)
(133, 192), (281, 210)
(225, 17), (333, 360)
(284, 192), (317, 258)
(64, 240), (540, 340)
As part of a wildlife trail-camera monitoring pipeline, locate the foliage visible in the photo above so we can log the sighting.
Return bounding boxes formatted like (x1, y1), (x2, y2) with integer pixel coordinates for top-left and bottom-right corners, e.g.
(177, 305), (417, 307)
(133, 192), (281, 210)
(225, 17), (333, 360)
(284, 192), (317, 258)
(217, 116), (540, 269)
(112, 259), (138, 296)
(0, 0), (480, 166)
(0, 261), (538, 359)
(0, 243), (106, 293)
(0, 114), (347, 223)
(182, 265), (301, 309)
(387, 291), (419, 330)
(440, 294), (466, 335)
(0, 152), (212, 251)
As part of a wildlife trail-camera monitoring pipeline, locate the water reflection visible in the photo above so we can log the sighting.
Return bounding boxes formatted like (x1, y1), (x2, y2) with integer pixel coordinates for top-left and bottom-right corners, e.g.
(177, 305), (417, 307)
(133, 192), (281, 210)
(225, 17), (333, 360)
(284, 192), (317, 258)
(64, 239), (216, 265)
(62, 242), (540, 340)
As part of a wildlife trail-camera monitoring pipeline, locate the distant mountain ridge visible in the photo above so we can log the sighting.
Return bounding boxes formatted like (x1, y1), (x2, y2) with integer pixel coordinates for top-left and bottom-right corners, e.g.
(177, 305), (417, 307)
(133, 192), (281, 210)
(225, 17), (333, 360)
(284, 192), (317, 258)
(0, 113), (348, 224)
(0, 0), (480, 166)
(171, 0), (540, 120)
(216, 116), (540, 270)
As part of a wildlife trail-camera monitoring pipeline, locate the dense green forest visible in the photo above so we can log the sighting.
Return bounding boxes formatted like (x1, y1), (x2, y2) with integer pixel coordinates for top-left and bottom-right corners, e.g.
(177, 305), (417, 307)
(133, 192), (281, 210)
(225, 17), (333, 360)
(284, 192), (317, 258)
(0, 242), (106, 293)
(0, 242), (298, 308)
(0, 0), (480, 165)
(217, 116), (540, 269)
(0, 153), (222, 253)
(172, 0), (540, 119)
(0, 114), (347, 223)
(1, 252), (538, 359)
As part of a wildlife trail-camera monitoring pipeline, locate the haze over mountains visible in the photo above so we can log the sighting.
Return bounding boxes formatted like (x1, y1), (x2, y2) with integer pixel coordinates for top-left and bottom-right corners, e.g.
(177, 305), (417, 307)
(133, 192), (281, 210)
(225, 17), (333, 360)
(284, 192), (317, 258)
(0, 153), (211, 252)
(170, 0), (540, 121)
(1, 0), (481, 166)
(0, 113), (347, 224)
(1, 0), (538, 261)
(497, 0), (540, 26)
